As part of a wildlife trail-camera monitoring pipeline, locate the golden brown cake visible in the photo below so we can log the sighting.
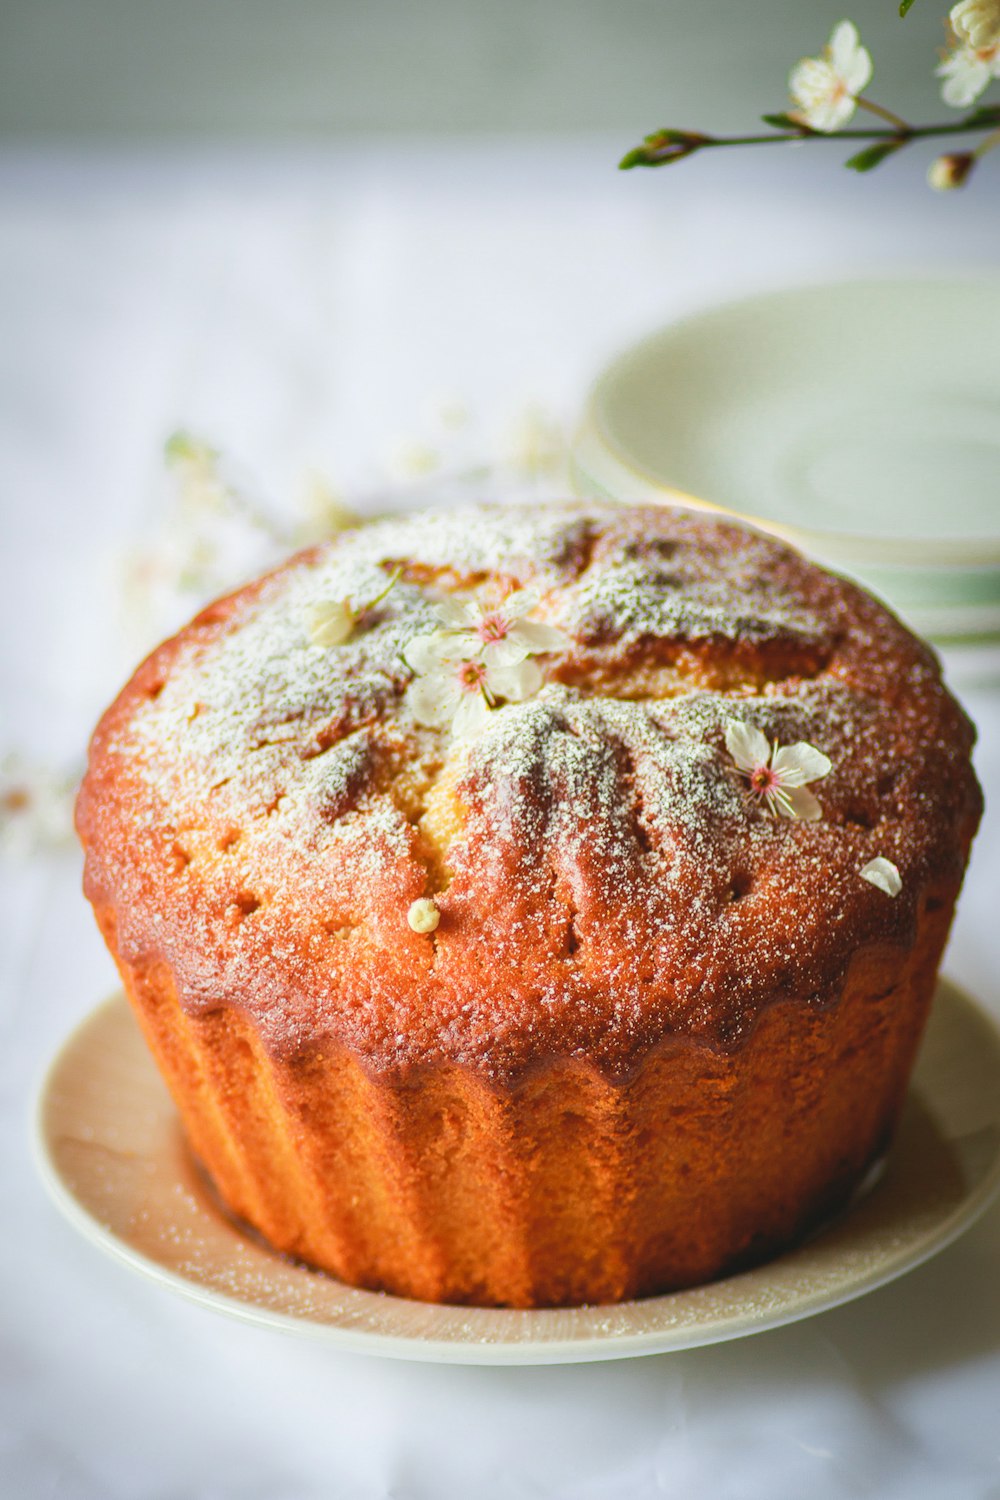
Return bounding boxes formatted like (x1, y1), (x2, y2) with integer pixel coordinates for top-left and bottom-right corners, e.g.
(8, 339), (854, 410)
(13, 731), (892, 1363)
(76, 502), (981, 1307)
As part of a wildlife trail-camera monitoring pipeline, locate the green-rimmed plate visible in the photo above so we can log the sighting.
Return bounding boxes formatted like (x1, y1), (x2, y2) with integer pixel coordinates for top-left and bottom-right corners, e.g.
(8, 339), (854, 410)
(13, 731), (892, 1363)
(573, 277), (1000, 643)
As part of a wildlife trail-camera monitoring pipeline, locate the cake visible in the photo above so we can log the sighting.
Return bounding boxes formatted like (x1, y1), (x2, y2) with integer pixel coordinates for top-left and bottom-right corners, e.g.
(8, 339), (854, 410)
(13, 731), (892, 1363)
(76, 501), (981, 1307)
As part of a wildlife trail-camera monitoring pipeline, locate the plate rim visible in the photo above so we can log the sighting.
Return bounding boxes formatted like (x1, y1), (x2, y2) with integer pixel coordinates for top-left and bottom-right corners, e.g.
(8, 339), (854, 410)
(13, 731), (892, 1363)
(577, 270), (1000, 568)
(33, 979), (1000, 1365)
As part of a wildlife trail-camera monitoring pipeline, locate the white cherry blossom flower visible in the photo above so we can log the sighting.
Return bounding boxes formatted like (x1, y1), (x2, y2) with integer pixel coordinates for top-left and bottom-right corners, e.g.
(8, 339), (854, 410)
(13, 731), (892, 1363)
(937, 34), (1000, 106)
(860, 857), (902, 896)
(725, 721), (832, 821)
(432, 584), (569, 668)
(789, 21), (873, 132)
(404, 582), (566, 736)
(405, 633), (542, 740)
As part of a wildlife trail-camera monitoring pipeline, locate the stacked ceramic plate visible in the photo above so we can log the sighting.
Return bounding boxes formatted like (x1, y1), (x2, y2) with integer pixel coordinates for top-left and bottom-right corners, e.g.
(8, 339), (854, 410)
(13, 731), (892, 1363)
(572, 277), (1000, 645)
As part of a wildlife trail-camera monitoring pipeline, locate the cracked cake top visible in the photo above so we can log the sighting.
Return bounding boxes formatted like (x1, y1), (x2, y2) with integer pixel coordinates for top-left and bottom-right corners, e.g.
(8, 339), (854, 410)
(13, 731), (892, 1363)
(76, 502), (981, 1082)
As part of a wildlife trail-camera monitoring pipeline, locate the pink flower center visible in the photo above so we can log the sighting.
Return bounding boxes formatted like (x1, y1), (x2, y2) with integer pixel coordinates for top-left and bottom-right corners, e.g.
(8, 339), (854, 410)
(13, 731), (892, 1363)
(748, 764), (779, 799)
(456, 659), (488, 693)
(477, 611), (509, 644)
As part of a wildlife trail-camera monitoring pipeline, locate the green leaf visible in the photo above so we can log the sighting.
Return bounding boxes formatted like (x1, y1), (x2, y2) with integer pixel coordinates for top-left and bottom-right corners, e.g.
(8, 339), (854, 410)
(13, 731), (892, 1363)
(618, 148), (645, 170)
(899, 0), (916, 16)
(962, 103), (1000, 128)
(618, 147), (686, 170)
(619, 128), (701, 169)
(844, 141), (900, 172)
(761, 112), (801, 130)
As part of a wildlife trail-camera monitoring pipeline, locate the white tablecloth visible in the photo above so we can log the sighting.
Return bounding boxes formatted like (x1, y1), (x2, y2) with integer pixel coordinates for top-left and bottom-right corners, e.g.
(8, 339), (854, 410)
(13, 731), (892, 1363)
(2, 139), (1000, 1499)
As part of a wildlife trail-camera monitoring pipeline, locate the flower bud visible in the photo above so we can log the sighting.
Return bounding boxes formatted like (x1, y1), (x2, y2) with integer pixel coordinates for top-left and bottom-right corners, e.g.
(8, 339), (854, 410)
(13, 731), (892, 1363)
(407, 897), (440, 934)
(949, 0), (1000, 51)
(307, 598), (355, 647)
(927, 151), (975, 190)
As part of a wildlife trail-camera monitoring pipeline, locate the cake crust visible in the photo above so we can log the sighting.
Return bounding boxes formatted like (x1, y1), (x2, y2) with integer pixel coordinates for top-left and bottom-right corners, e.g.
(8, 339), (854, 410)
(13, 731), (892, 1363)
(76, 502), (982, 1305)
(77, 502), (980, 1083)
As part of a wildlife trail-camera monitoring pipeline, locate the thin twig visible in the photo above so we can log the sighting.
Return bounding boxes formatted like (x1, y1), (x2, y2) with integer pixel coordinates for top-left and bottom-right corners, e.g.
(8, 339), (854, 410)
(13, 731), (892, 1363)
(621, 108), (1000, 169)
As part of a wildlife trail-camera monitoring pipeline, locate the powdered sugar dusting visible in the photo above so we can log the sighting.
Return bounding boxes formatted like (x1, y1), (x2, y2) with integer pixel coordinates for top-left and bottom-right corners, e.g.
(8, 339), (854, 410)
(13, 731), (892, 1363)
(564, 526), (825, 648)
(80, 501), (981, 1079)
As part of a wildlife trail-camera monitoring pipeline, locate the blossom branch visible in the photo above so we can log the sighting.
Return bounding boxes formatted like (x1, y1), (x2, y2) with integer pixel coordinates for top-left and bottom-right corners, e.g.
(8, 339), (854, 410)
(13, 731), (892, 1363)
(620, 105), (1000, 172)
(621, 11), (1000, 189)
